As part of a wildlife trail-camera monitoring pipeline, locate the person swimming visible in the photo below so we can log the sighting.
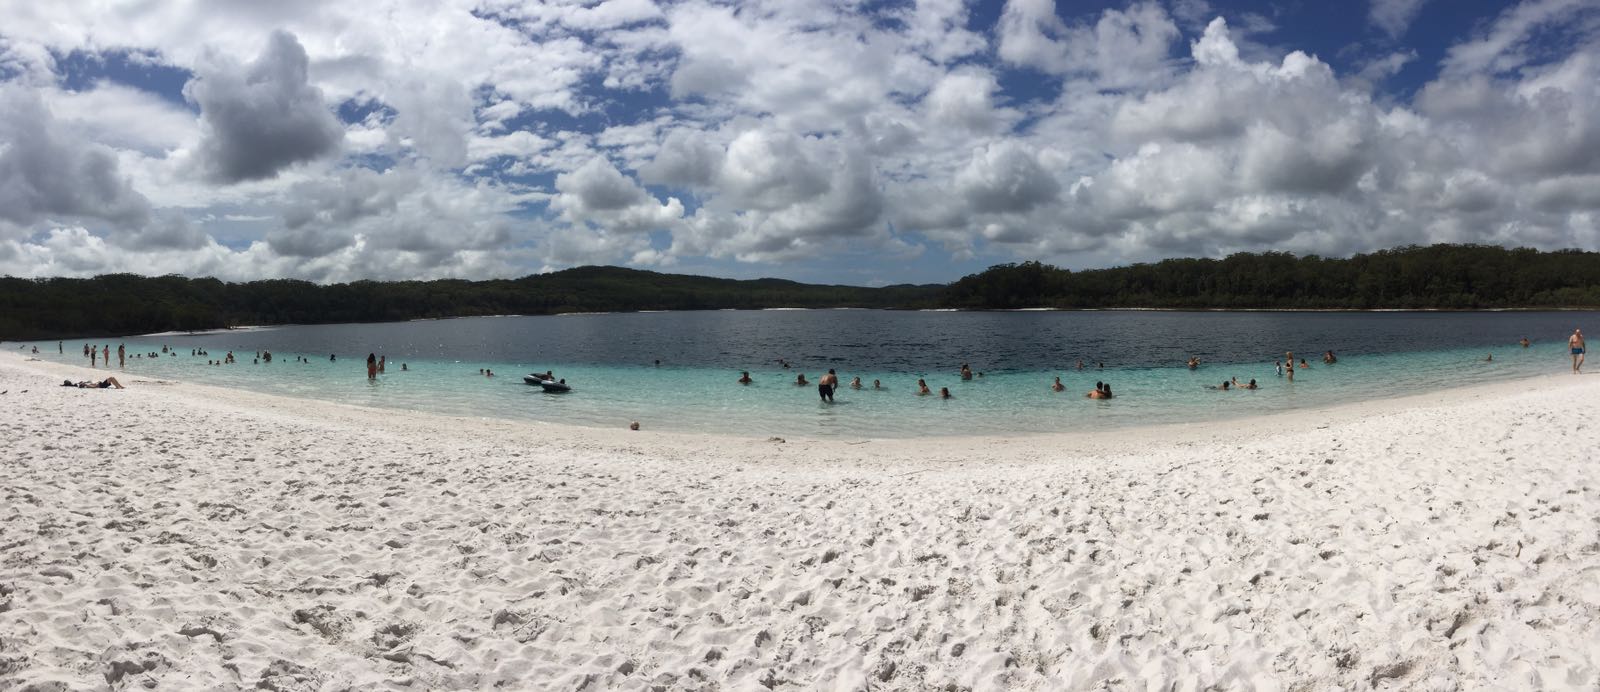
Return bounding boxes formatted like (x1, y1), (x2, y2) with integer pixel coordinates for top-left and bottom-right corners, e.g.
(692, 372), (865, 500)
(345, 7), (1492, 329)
(1087, 381), (1113, 399)
(795, 373), (808, 386)
(873, 379), (882, 389)
(849, 376), (862, 389)
(739, 371), (753, 384)
(1051, 376), (1065, 392)
(1187, 356), (1200, 369)
(916, 379), (930, 395)
(939, 387), (952, 399)
(959, 363), (973, 380)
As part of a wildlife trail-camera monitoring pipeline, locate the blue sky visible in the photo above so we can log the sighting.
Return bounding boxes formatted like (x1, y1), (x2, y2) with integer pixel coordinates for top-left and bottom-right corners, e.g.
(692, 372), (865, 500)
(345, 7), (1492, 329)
(0, 0), (1597, 285)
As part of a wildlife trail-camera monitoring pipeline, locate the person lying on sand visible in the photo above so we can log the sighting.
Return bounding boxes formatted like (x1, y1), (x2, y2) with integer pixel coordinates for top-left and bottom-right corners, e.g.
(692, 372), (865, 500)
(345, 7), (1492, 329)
(63, 378), (123, 389)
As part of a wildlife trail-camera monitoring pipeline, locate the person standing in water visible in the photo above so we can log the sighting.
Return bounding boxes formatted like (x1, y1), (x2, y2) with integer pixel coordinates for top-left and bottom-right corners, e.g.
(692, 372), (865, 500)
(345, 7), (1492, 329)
(818, 369), (838, 402)
(366, 353), (378, 380)
(1571, 329), (1586, 373)
(1285, 352), (1294, 382)
(117, 344), (125, 368)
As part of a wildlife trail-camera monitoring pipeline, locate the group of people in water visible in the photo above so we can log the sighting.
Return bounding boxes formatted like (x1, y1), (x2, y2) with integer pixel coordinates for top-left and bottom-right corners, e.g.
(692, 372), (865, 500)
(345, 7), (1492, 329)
(734, 338), (1536, 405)
(745, 364), (1111, 401)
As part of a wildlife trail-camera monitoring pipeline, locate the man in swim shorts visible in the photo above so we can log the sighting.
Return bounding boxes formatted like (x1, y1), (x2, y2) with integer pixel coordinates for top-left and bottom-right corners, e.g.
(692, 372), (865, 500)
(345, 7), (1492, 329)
(818, 369), (838, 402)
(1571, 328), (1586, 374)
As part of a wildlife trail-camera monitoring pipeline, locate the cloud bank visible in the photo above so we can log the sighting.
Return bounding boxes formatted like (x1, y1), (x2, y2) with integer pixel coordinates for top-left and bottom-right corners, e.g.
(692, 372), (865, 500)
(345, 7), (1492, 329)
(0, 0), (1596, 283)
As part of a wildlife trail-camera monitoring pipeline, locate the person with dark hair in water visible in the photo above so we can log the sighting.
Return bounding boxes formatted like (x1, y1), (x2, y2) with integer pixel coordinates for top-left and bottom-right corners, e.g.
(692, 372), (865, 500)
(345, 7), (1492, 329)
(818, 369), (838, 402)
(366, 353), (378, 380)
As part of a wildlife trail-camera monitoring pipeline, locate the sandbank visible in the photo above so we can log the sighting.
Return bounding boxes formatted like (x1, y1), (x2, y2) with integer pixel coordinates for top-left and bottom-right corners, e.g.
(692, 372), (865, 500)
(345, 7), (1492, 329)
(1, 351), (1597, 689)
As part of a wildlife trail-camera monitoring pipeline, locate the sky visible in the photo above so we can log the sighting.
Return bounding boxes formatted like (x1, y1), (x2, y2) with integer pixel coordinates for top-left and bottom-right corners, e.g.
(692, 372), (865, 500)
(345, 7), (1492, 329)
(0, 0), (1597, 287)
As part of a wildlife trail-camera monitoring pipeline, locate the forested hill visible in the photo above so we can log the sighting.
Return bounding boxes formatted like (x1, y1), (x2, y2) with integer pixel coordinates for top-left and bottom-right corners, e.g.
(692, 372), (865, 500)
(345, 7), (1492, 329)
(946, 245), (1600, 310)
(2, 245), (1600, 340)
(0, 266), (942, 340)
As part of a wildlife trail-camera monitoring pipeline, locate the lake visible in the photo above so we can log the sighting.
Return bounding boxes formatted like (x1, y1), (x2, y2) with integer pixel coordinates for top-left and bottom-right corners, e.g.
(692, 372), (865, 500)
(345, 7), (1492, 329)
(19, 310), (1592, 437)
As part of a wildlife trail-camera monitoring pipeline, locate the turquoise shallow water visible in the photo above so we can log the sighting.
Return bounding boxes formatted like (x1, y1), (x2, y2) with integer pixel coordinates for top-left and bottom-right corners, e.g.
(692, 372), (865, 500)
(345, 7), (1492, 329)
(17, 313), (1577, 438)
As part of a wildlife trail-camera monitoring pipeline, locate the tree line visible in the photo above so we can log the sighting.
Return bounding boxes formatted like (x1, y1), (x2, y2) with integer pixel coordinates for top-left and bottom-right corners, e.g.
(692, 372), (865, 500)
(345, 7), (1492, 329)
(2, 244), (1598, 340)
(943, 245), (1600, 310)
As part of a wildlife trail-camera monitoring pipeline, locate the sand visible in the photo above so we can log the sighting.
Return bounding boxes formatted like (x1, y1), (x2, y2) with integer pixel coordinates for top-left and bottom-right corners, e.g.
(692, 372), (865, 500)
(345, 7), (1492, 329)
(1, 350), (1598, 690)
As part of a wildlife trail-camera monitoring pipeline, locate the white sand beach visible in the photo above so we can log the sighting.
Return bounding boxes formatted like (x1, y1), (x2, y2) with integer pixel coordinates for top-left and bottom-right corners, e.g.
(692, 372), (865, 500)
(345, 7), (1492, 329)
(2, 351), (1598, 690)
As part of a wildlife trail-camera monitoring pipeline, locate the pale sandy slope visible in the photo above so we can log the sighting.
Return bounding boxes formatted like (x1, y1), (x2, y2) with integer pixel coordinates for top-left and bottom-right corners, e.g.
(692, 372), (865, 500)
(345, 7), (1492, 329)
(1, 351), (1597, 691)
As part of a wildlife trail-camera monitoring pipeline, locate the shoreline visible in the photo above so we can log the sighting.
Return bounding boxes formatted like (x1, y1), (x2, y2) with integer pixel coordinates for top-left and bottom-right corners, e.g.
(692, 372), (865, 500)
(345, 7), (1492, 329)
(0, 349), (1582, 450)
(3, 351), (1598, 689)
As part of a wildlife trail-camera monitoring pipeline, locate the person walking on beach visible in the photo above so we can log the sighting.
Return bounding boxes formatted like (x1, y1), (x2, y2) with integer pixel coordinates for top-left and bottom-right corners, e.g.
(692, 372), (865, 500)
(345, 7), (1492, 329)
(367, 353), (378, 380)
(1571, 329), (1586, 373)
(818, 369), (838, 402)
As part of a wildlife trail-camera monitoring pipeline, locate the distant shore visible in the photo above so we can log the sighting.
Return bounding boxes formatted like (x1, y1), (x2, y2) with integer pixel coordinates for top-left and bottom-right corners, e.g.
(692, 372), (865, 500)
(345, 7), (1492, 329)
(2, 351), (1598, 689)
(4, 304), (1596, 342)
